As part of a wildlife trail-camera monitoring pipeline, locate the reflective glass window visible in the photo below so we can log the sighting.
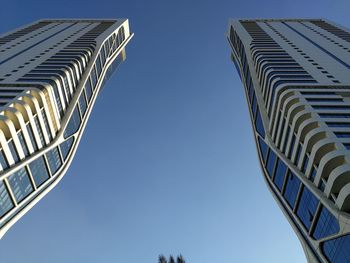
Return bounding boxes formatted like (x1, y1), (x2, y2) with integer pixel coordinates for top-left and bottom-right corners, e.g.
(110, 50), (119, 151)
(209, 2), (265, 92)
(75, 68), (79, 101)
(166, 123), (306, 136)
(78, 92), (87, 117)
(323, 234), (350, 263)
(0, 150), (9, 171)
(34, 115), (45, 146)
(297, 186), (319, 230)
(41, 109), (52, 140)
(8, 168), (33, 203)
(274, 159), (287, 191)
(312, 206), (339, 239)
(28, 157), (50, 187)
(96, 56), (102, 76)
(60, 137), (74, 160)
(266, 151), (277, 178)
(0, 181), (14, 217)
(85, 79), (93, 102)
(255, 109), (265, 137)
(64, 106), (81, 138)
(17, 131), (29, 157)
(90, 68), (98, 89)
(46, 147), (62, 175)
(258, 137), (268, 162)
(26, 123), (38, 151)
(283, 171), (301, 209)
(8, 140), (19, 163)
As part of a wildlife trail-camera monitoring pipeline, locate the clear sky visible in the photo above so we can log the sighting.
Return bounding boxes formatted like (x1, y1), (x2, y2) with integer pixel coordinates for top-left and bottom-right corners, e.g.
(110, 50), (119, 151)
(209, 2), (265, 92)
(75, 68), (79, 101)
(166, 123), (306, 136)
(0, 0), (350, 262)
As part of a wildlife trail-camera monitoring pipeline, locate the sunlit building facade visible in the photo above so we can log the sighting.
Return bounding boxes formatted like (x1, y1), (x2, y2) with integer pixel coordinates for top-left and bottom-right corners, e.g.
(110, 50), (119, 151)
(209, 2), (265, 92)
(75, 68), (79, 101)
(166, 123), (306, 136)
(0, 19), (133, 237)
(228, 19), (350, 262)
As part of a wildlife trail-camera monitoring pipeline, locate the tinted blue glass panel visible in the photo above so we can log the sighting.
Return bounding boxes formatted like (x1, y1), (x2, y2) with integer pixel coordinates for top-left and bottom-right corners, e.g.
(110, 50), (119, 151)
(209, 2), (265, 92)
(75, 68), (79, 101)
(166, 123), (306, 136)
(64, 106), (81, 138)
(274, 159), (287, 191)
(0, 150), (8, 170)
(34, 115), (45, 146)
(297, 186), (319, 230)
(85, 79), (93, 102)
(266, 151), (277, 178)
(8, 168), (33, 203)
(319, 113), (350, 118)
(17, 131), (29, 157)
(344, 144), (350, 150)
(78, 92), (87, 117)
(283, 171), (301, 209)
(312, 206), (339, 239)
(46, 147), (62, 174)
(302, 155), (309, 173)
(8, 140), (19, 163)
(90, 68), (98, 89)
(323, 234), (350, 263)
(28, 157), (50, 187)
(327, 122), (350, 128)
(335, 132), (350, 138)
(26, 123), (38, 151)
(258, 137), (268, 162)
(255, 109), (265, 137)
(0, 181), (14, 217)
(310, 167), (317, 181)
(295, 143), (302, 164)
(60, 137), (74, 160)
(288, 134), (296, 158)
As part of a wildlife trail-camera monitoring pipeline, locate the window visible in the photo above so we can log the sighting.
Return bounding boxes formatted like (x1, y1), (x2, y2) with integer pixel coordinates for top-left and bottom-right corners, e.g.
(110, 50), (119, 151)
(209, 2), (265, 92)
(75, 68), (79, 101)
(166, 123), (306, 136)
(85, 79), (93, 102)
(34, 115), (45, 146)
(258, 137), (268, 162)
(0, 150), (9, 171)
(255, 109), (265, 137)
(266, 150), (277, 178)
(335, 132), (350, 138)
(46, 147), (62, 174)
(17, 131), (29, 157)
(26, 123), (38, 151)
(60, 137), (74, 160)
(78, 92), (87, 117)
(41, 109), (52, 140)
(28, 157), (50, 187)
(0, 180), (14, 218)
(323, 234), (350, 263)
(327, 122), (350, 128)
(8, 168), (33, 203)
(297, 186), (319, 230)
(283, 171), (301, 209)
(312, 206), (339, 239)
(90, 68), (98, 89)
(302, 155), (309, 173)
(64, 106), (81, 138)
(8, 140), (19, 163)
(274, 159), (287, 191)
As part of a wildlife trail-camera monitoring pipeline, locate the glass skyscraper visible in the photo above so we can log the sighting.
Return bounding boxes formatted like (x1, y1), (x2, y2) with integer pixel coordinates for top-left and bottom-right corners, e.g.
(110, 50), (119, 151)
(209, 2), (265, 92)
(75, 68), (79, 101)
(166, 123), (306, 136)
(0, 19), (132, 237)
(228, 19), (350, 262)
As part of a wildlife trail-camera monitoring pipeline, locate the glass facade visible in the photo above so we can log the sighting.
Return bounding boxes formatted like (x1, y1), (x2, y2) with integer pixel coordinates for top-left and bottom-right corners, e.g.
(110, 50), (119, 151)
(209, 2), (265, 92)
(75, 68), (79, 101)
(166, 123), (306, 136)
(297, 186), (319, 231)
(60, 137), (74, 160)
(28, 157), (50, 187)
(8, 168), (33, 203)
(0, 181), (14, 217)
(46, 147), (62, 174)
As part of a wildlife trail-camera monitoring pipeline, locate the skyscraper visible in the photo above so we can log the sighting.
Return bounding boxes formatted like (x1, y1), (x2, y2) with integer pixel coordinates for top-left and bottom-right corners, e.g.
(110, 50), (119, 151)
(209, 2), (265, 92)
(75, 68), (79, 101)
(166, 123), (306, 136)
(227, 19), (350, 263)
(0, 19), (132, 238)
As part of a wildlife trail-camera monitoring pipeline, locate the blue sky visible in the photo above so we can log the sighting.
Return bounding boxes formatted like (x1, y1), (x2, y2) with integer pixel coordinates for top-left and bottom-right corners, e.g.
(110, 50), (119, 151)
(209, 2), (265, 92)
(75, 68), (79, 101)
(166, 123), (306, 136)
(1, 0), (350, 262)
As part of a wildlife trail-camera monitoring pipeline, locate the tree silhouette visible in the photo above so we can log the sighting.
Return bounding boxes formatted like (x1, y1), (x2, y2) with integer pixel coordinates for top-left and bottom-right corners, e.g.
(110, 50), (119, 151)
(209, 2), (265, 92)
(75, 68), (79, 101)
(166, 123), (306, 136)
(159, 255), (167, 263)
(177, 255), (185, 263)
(158, 254), (186, 263)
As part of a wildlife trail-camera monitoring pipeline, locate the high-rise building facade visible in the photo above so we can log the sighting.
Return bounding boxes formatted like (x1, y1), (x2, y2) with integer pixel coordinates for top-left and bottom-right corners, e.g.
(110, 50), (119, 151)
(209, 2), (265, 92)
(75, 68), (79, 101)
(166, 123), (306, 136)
(227, 19), (350, 263)
(0, 19), (132, 238)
